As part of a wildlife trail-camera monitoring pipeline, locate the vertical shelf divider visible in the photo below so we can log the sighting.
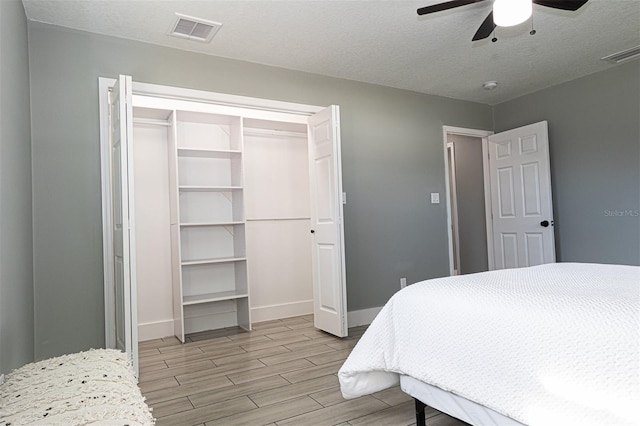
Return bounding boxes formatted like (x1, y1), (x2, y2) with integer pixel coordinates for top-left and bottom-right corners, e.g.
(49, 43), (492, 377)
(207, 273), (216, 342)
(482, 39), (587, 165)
(167, 110), (185, 342)
(172, 112), (251, 340)
(236, 116), (251, 331)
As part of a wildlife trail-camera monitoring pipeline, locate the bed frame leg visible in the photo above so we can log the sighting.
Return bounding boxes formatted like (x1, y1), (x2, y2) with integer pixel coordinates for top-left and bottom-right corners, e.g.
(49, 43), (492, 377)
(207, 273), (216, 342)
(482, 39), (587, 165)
(415, 398), (426, 426)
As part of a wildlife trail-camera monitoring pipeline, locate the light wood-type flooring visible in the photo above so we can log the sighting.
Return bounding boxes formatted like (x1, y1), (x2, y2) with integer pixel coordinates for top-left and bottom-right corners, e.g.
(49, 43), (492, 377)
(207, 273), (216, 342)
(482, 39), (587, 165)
(139, 315), (468, 426)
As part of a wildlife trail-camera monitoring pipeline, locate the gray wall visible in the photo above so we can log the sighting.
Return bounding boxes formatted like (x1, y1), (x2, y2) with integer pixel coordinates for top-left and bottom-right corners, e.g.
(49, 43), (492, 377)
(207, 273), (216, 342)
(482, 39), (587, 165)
(27, 23), (493, 359)
(494, 61), (640, 265)
(0, 0), (34, 372)
(448, 135), (488, 274)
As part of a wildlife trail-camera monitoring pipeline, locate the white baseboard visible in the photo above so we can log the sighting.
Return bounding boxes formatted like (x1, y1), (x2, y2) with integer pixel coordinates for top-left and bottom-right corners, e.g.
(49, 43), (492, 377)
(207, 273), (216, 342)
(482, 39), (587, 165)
(137, 304), (383, 340)
(251, 300), (313, 323)
(347, 306), (383, 327)
(138, 319), (174, 342)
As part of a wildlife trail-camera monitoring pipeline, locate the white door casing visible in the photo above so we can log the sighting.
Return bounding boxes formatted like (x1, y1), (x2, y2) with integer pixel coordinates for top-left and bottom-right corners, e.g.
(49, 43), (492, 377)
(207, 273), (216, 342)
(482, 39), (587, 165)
(447, 143), (461, 275)
(488, 121), (555, 269)
(109, 75), (139, 375)
(308, 106), (348, 337)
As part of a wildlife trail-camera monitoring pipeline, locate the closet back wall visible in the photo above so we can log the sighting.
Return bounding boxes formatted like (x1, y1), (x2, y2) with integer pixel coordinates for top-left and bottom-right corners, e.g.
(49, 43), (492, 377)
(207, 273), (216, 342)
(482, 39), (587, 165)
(28, 22), (492, 359)
(133, 123), (174, 340)
(244, 129), (313, 322)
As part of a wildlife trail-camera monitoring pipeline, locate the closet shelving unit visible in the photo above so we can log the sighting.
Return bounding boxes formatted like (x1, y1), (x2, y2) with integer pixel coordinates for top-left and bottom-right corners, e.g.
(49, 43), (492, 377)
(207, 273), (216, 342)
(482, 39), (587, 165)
(171, 111), (250, 342)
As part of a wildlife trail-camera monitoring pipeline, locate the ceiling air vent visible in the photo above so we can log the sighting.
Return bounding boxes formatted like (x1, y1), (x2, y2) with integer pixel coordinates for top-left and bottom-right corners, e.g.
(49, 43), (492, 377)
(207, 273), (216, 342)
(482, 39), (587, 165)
(601, 45), (640, 64)
(169, 13), (222, 43)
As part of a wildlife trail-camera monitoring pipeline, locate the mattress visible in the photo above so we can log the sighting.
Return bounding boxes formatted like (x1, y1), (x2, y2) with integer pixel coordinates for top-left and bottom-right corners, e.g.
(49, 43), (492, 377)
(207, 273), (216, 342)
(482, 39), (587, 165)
(339, 263), (640, 426)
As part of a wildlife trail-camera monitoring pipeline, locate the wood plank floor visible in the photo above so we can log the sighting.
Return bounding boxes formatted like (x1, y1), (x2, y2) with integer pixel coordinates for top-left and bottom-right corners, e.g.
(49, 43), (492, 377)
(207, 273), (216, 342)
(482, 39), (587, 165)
(138, 315), (468, 426)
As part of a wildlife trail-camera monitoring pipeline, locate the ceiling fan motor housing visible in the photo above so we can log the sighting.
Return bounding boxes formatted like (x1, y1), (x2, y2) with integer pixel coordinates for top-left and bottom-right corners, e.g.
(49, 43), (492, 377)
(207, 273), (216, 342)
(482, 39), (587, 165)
(416, 0), (590, 42)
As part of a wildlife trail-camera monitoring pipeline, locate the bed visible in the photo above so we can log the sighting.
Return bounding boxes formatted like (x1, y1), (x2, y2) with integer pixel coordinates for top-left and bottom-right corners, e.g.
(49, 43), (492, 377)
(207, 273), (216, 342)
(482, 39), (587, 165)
(338, 263), (639, 426)
(0, 349), (154, 425)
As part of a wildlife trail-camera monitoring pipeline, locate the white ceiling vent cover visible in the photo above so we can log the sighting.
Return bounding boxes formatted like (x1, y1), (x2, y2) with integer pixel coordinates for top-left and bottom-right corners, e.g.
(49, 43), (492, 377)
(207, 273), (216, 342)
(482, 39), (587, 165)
(169, 13), (222, 43)
(601, 45), (640, 64)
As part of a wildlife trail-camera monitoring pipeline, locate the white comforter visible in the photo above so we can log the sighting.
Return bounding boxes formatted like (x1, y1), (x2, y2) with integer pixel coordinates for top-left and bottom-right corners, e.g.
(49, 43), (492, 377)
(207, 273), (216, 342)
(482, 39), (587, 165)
(338, 263), (640, 426)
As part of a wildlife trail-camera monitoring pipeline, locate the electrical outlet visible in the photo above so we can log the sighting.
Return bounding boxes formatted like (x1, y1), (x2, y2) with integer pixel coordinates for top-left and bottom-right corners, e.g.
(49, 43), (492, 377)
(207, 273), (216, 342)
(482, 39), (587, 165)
(0, 373), (4, 385)
(400, 277), (407, 289)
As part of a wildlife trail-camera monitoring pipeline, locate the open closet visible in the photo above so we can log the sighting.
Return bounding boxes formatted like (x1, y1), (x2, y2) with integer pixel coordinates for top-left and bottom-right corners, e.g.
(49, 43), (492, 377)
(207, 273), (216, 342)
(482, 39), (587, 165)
(100, 75), (347, 373)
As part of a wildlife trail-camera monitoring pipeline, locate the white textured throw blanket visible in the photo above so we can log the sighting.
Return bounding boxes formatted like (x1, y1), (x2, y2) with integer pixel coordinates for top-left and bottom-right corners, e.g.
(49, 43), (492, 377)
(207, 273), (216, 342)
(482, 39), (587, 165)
(0, 349), (154, 425)
(339, 263), (640, 426)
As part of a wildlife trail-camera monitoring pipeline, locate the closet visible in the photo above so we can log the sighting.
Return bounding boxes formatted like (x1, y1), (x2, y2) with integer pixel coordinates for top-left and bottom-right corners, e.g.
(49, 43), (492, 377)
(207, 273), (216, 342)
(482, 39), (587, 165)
(101, 75), (347, 371)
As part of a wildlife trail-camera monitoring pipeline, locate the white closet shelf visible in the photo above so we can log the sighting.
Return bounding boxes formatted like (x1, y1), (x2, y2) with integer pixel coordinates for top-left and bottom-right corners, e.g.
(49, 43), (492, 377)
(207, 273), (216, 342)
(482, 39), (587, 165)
(180, 221), (245, 227)
(181, 256), (247, 266)
(177, 148), (241, 158)
(183, 290), (249, 306)
(179, 185), (243, 192)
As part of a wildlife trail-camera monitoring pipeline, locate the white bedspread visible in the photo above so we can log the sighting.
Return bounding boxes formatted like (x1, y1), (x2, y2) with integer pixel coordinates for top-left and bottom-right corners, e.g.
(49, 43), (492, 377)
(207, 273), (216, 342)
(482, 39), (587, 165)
(338, 263), (640, 426)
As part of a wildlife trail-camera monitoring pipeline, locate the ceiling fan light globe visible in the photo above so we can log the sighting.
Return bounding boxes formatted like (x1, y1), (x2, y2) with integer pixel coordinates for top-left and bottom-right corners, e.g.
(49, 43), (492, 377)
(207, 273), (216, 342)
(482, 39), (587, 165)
(493, 0), (532, 27)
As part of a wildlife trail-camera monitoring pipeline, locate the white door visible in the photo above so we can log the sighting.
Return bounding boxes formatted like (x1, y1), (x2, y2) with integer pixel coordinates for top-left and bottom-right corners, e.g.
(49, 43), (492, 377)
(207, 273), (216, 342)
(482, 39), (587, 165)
(308, 106), (348, 337)
(488, 121), (555, 269)
(110, 75), (139, 374)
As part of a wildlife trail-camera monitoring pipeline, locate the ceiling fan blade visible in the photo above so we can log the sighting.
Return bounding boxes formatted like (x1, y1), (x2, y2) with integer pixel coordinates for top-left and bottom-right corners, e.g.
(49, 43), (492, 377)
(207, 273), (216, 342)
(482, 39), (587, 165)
(532, 0), (589, 11)
(417, 0), (486, 16)
(472, 11), (496, 41)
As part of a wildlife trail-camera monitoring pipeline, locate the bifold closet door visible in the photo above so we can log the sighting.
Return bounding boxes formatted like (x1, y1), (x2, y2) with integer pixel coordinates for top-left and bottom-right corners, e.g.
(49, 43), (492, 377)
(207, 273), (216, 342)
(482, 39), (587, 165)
(109, 75), (139, 374)
(308, 106), (348, 338)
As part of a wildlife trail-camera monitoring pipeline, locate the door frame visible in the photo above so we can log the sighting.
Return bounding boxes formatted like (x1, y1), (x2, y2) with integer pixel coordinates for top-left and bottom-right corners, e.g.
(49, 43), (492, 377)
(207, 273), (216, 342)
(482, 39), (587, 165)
(99, 78), (116, 348)
(442, 126), (494, 276)
(446, 143), (461, 275)
(99, 78), (335, 346)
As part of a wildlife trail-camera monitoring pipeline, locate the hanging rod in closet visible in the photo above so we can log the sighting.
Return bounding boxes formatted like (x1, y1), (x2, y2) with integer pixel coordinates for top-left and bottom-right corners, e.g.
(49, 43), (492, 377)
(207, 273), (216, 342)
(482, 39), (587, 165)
(132, 118), (171, 127)
(243, 128), (306, 138)
(246, 217), (311, 222)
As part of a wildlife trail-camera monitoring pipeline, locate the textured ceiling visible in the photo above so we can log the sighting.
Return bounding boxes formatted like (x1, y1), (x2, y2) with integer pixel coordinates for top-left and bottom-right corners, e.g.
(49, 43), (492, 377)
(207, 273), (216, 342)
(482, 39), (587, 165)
(22, 0), (640, 105)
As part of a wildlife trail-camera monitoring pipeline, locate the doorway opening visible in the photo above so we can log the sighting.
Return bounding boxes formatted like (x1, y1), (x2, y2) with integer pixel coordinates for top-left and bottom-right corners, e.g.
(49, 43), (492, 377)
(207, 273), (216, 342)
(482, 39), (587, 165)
(99, 77), (348, 374)
(442, 127), (493, 276)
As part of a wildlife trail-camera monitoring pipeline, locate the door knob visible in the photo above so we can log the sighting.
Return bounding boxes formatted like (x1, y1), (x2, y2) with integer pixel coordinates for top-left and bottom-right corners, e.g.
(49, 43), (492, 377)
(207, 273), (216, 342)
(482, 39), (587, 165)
(310, 230), (315, 234)
(540, 220), (550, 227)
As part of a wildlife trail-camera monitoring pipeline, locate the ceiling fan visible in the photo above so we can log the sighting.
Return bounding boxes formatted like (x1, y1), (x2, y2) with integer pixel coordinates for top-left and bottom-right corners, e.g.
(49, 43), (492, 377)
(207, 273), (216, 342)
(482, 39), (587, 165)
(417, 0), (589, 42)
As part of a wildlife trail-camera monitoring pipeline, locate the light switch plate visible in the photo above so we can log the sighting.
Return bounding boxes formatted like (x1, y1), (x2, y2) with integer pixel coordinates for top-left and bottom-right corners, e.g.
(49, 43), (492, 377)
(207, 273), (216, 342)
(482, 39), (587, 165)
(342, 192), (347, 205)
(431, 192), (440, 204)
